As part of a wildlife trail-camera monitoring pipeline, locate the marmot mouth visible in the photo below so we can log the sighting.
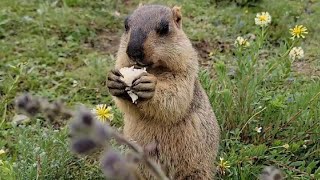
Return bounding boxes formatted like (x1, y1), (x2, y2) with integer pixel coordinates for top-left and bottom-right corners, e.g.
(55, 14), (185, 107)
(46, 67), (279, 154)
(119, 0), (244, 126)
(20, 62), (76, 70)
(136, 61), (151, 67)
(129, 58), (152, 68)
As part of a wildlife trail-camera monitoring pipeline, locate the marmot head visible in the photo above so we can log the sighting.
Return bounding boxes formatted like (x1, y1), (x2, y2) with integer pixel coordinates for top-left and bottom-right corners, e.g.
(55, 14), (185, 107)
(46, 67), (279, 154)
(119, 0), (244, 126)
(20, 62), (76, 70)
(117, 4), (197, 72)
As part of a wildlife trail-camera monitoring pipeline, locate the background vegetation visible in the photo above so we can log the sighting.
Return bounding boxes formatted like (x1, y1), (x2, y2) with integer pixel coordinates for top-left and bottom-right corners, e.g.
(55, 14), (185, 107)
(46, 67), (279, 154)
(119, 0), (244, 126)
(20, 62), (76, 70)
(0, 0), (319, 179)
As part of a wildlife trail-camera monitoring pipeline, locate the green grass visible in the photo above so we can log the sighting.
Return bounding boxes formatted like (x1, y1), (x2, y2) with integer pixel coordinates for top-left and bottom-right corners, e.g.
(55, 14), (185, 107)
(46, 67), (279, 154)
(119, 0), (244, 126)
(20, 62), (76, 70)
(0, 0), (319, 179)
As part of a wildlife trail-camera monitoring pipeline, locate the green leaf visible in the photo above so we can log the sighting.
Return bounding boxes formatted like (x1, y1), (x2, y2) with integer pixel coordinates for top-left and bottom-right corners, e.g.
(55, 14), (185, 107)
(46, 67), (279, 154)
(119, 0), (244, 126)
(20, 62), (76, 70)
(289, 161), (305, 167)
(306, 161), (318, 174)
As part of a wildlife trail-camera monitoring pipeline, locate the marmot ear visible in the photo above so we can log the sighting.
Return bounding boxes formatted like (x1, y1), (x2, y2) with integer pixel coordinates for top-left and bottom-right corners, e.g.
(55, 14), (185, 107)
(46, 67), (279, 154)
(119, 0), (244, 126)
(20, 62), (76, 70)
(172, 6), (182, 28)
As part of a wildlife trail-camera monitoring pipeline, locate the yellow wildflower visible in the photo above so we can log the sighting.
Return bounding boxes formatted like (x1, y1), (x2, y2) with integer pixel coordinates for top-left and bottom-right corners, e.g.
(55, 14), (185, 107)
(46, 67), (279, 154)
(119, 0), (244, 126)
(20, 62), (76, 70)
(289, 47), (304, 61)
(91, 104), (113, 123)
(255, 12), (271, 27)
(218, 157), (230, 175)
(290, 25), (308, 39)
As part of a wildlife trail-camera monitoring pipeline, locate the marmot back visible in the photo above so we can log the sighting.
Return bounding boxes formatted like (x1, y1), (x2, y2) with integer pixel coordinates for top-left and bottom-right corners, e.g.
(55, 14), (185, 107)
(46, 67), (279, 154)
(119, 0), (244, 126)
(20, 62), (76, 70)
(107, 4), (220, 179)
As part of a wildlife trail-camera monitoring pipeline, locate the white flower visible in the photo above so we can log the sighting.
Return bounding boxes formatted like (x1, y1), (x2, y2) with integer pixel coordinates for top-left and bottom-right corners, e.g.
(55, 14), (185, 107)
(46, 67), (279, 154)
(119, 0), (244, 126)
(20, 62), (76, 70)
(283, 144), (290, 149)
(234, 36), (250, 47)
(289, 47), (304, 61)
(303, 145), (307, 149)
(72, 80), (78, 87)
(255, 12), (271, 27)
(37, 9), (44, 15)
(114, 11), (121, 17)
(0, 149), (5, 155)
(34, 147), (40, 153)
(13, 163), (18, 168)
(22, 16), (33, 22)
(254, 127), (262, 133)
(40, 152), (46, 158)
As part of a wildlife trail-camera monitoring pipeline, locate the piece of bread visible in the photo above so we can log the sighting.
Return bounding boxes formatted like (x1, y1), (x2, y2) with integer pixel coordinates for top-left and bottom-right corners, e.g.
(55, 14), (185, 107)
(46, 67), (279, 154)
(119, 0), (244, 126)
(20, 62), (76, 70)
(119, 66), (146, 103)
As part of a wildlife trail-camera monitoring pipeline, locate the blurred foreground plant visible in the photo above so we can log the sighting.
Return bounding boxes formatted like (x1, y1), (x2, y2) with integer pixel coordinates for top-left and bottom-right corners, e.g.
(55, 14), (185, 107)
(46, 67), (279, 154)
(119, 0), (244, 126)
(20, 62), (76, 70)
(15, 93), (169, 180)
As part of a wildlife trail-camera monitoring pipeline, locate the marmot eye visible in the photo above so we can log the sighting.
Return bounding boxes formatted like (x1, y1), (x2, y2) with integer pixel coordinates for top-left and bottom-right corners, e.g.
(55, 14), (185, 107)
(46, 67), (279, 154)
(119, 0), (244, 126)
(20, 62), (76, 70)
(156, 19), (169, 36)
(124, 16), (130, 32)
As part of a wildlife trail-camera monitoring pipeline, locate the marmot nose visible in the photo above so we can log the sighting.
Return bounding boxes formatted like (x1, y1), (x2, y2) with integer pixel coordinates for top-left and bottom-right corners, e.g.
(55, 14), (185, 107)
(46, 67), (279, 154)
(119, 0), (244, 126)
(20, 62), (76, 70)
(126, 28), (146, 61)
(126, 46), (144, 60)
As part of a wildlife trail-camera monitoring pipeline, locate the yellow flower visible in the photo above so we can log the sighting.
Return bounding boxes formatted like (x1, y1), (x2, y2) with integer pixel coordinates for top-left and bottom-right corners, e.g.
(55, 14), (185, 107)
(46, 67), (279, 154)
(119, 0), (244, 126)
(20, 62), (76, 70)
(234, 36), (250, 48)
(0, 149), (5, 155)
(255, 12), (271, 27)
(290, 25), (308, 39)
(91, 104), (113, 123)
(283, 144), (290, 149)
(218, 157), (230, 175)
(289, 47), (304, 61)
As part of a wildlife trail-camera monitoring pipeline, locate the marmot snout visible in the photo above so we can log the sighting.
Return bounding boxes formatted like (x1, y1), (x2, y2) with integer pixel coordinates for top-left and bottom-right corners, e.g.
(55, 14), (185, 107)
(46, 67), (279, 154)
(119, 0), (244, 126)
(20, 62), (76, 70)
(107, 4), (220, 180)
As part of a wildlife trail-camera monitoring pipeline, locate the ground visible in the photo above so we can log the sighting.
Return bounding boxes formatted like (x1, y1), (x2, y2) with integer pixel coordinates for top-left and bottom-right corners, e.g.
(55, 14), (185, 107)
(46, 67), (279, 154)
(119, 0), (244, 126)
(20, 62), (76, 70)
(0, 0), (319, 179)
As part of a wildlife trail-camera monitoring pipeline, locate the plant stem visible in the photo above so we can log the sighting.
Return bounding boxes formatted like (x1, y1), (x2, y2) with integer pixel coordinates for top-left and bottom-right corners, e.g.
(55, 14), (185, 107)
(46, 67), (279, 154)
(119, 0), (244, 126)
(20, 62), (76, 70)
(112, 132), (169, 180)
(281, 91), (320, 129)
(238, 107), (267, 138)
(260, 40), (296, 81)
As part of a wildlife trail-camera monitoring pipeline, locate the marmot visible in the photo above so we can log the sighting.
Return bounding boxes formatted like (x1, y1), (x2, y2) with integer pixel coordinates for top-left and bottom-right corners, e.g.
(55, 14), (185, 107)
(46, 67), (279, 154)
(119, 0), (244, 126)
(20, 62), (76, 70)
(107, 4), (220, 179)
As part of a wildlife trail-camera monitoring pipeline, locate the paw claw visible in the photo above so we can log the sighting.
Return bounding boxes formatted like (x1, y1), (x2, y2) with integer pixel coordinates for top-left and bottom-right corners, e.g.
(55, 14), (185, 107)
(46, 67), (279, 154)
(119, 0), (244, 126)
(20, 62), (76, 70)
(107, 69), (127, 98)
(132, 83), (155, 91)
(133, 91), (155, 99)
(107, 81), (125, 89)
(132, 72), (148, 85)
(111, 69), (124, 78)
(131, 73), (157, 100)
(109, 89), (126, 96)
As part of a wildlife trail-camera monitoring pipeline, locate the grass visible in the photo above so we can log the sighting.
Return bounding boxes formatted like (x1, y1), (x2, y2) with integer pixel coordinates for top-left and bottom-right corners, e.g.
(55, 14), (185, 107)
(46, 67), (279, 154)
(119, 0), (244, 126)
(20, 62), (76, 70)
(0, 0), (319, 179)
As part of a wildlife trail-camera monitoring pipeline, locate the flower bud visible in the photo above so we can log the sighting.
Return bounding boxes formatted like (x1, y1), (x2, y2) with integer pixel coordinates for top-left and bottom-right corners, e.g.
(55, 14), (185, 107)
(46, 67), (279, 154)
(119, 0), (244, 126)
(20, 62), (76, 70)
(71, 138), (97, 154)
(101, 150), (137, 180)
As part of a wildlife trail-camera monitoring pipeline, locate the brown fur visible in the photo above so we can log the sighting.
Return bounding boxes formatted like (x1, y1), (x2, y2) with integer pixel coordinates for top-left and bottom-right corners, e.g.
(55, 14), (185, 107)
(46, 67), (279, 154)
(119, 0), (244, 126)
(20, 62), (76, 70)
(108, 4), (220, 180)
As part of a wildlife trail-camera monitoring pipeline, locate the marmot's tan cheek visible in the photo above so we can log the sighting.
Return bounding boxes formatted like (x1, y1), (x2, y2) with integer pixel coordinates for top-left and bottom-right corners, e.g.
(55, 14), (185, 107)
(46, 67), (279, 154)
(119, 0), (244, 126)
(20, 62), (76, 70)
(142, 38), (156, 65)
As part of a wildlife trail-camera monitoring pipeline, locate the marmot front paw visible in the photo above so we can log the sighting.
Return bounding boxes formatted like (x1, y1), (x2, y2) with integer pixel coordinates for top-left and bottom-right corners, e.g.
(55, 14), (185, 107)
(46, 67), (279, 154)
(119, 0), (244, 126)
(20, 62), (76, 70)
(107, 69), (129, 99)
(131, 72), (157, 100)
